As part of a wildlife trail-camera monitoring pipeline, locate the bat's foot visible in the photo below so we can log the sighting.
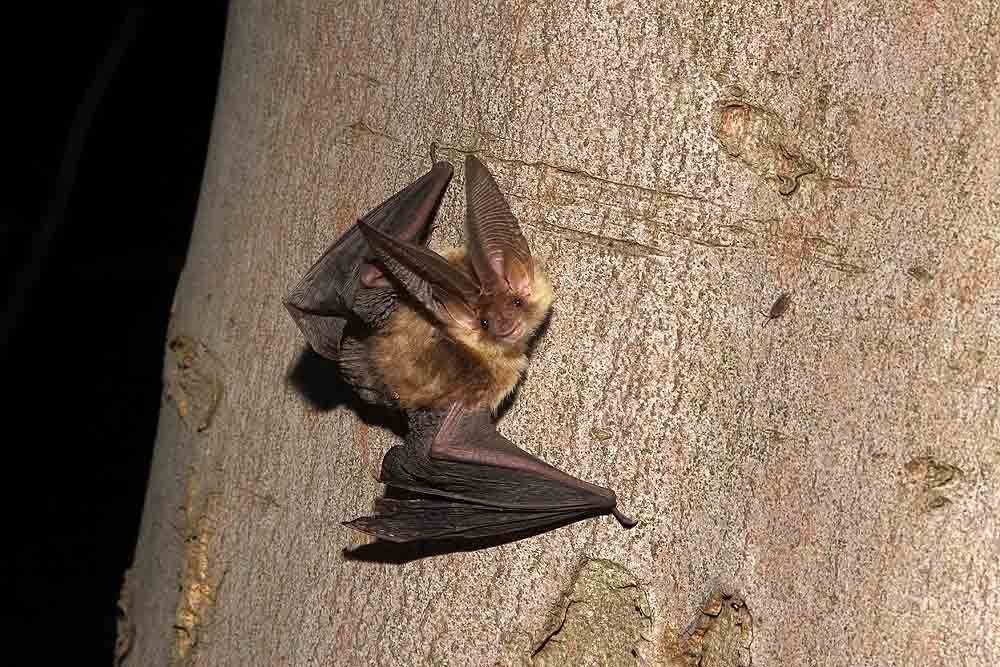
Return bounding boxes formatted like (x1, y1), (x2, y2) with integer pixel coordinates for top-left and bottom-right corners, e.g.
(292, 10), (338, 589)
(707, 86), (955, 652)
(612, 507), (638, 528)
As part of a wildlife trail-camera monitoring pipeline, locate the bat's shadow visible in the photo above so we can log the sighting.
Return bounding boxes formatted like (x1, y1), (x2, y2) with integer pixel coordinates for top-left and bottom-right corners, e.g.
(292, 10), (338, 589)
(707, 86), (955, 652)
(285, 346), (406, 437)
(341, 515), (585, 563)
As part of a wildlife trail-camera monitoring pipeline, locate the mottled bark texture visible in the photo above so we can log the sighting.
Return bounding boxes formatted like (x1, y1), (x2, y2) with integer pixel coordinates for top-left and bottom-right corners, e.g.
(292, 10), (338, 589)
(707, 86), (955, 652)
(123, 2), (1000, 665)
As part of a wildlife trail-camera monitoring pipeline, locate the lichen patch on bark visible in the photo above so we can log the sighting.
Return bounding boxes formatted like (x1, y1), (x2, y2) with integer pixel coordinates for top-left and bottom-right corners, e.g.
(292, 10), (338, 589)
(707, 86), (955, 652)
(532, 558), (652, 666)
(711, 98), (817, 195)
(659, 592), (754, 667)
(165, 335), (224, 433)
(174, 485), (219, 662)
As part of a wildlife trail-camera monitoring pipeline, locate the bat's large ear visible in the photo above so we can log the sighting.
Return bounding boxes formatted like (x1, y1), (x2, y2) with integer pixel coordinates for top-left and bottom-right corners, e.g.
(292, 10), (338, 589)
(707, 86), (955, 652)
(358, 221), (481, 325)
(359, 161), (454, 288)
(464, 155), (535, 294)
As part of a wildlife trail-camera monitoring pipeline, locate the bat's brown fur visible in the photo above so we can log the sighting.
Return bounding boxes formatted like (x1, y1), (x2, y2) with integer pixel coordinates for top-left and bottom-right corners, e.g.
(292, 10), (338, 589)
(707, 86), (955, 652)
(370, 249), (553, 411)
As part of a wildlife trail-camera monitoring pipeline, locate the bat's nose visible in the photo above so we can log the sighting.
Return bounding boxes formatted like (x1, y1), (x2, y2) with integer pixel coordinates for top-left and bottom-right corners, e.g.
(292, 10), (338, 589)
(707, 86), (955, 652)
(495, 316), (518, 338)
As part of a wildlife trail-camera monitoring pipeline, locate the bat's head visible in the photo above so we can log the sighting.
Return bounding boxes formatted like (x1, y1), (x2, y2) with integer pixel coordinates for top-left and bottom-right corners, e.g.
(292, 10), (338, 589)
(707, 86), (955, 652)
(439, 250), (553, 351)
(357, 155), (555, 355)
(451, 155), (554, 351)
(478, 273), (554, 346)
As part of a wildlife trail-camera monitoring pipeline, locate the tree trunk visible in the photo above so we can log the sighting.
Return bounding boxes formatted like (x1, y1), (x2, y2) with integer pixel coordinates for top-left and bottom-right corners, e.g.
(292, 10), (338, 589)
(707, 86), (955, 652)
(122, 2), (1000, 665)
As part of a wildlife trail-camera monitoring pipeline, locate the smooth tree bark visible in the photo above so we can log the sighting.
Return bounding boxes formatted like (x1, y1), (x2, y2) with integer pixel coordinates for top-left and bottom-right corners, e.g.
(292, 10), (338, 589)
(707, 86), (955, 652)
(122, 2), (1000, 665)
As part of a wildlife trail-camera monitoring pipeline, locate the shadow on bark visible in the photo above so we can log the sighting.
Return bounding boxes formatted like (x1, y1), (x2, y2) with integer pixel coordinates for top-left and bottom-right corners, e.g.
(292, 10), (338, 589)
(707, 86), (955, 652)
(285, 346), (407, 437)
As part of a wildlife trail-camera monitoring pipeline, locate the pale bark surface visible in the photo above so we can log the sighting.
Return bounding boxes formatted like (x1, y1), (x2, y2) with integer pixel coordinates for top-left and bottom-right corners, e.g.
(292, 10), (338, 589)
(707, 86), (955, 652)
(124, 2), (1000, 665)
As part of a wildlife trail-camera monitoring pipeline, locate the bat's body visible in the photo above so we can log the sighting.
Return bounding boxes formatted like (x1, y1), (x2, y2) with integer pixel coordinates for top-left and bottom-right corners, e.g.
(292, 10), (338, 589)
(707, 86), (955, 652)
(370, 247), (552, 411)
(286, 156), (634, 543)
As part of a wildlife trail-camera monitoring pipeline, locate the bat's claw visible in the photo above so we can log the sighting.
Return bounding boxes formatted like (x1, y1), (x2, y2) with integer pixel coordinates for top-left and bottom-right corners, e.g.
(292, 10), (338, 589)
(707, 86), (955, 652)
(612, 507), (638, 529)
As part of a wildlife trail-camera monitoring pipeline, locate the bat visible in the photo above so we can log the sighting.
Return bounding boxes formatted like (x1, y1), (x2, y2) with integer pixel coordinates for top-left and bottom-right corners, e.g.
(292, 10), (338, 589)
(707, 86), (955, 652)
(285, 155), (635, 542)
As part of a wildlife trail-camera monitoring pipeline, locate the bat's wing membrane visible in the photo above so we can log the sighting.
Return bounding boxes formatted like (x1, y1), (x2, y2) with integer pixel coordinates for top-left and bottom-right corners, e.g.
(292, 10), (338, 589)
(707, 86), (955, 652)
(284, 162), (453, 359)
(346, 405), (636, 542)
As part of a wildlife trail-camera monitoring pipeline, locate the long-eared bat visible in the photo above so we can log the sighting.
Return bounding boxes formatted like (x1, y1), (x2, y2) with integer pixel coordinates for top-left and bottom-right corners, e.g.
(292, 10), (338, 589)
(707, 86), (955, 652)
(285, 156), (635, 542)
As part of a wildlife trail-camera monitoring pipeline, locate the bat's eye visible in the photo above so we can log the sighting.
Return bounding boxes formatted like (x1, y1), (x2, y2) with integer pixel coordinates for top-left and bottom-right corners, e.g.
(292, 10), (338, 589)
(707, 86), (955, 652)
(512, 297), (523, 308)
(479, 318), (489, 330)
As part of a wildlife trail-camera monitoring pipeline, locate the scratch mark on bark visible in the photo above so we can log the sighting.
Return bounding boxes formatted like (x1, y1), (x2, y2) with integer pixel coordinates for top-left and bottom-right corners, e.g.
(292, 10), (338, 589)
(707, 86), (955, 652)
(432, 144), (722, 206)
(811, 256), (869, 275)
(347, 120), (399, 142)
(524, 218), (670, 257)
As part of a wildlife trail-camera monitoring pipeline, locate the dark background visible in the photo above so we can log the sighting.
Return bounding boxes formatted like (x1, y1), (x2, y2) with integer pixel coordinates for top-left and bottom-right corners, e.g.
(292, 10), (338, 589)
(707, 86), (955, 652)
(5, 4), (229, 663)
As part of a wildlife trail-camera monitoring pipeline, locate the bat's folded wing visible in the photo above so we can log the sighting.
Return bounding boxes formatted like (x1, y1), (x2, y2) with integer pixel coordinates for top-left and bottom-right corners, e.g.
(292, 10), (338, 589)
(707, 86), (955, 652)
(346, 406), (636, 542)
(284, 162), (453, 359)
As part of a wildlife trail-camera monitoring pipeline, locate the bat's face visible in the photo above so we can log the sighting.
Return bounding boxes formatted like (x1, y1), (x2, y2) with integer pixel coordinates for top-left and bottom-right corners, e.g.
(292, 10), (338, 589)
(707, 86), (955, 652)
(473, 269), (553, 348)
(436, 249), (552, 352)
